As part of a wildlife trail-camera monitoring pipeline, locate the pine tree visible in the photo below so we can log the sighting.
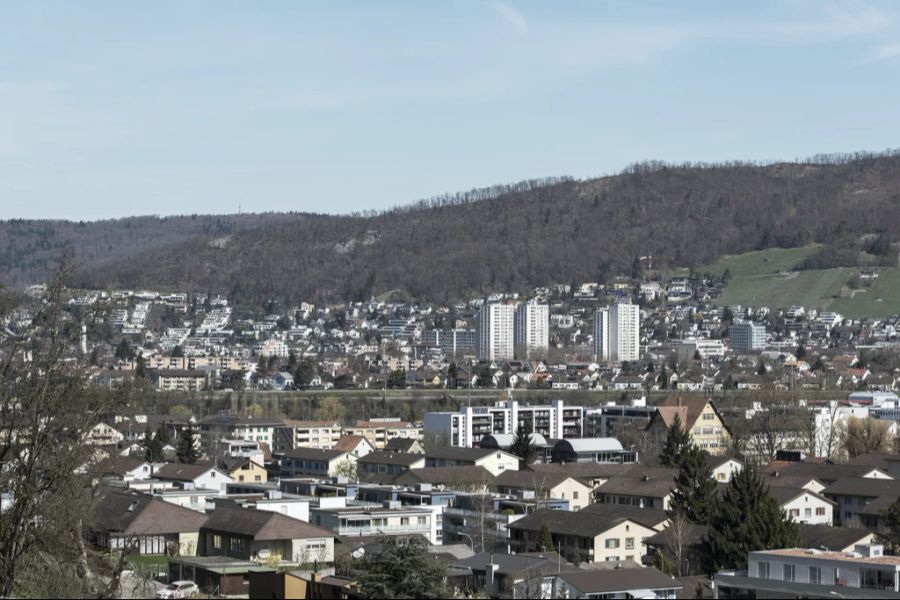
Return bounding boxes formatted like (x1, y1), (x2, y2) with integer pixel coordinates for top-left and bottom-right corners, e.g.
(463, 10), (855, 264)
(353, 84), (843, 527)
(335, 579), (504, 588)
(155, 423), (172, 447)
(538, 521), (554, 552)
(881, 497), (900, 552)
(706, 466), (799, 571)
(659, 413), (692, 468)
(176, 426), (200, 464)
(509, 423), (538, 466)
(669, 445), (718, 525)
(143, 426), (163, 462)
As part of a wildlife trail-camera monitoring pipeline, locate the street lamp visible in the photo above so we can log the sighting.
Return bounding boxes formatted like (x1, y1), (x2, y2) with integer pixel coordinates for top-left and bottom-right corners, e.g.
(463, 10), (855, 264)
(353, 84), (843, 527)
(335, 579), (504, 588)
(457, 532), (476, 553)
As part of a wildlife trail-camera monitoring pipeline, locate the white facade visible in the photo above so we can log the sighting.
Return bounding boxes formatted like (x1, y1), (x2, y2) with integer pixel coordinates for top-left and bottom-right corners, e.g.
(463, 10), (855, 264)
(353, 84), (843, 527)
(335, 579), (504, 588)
(476, 303), (515, 361)
(424, 400), (583, 448)
(514, 302), (549, 360)
(595, 303), (639, 362)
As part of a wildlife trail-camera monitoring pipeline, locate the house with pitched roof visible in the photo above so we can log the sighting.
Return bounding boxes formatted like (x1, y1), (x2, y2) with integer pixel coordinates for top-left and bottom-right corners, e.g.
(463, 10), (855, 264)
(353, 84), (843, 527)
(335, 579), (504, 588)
(90, 490), (208, 556)
(490, 470), (593, 510)
(645, 396), (732, 455)
(200, 504), (336, 565)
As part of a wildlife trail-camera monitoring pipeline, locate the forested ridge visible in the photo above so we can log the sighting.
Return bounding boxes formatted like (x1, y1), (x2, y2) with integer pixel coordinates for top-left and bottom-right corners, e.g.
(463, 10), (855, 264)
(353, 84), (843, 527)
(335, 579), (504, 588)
(4, 151), (900, 305)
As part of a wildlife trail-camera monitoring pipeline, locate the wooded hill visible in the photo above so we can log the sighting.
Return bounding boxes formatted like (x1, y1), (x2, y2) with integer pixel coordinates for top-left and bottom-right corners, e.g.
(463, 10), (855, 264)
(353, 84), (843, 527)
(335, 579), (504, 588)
(4, 151), (900, 307)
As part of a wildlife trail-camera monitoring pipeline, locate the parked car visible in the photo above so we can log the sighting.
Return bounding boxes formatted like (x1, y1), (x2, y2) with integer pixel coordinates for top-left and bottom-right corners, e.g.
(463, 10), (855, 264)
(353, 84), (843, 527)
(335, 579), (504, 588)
(156, 580), (198, 599)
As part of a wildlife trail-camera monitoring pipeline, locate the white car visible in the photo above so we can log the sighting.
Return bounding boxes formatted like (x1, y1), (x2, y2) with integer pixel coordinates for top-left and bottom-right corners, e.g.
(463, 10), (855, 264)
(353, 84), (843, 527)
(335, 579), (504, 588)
(156, 580), (198, 599)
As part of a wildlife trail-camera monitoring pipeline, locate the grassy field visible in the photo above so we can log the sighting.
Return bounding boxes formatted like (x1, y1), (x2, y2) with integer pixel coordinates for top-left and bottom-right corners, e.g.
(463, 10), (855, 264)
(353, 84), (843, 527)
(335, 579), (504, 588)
(703, 245), (820, 277)
(708, 248), (900, 318)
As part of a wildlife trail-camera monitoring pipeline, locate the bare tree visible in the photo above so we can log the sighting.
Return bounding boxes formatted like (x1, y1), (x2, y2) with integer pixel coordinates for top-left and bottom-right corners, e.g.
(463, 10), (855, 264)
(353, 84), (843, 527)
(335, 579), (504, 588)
(0, 267), (126, 597)
(839, 416), (893, 460)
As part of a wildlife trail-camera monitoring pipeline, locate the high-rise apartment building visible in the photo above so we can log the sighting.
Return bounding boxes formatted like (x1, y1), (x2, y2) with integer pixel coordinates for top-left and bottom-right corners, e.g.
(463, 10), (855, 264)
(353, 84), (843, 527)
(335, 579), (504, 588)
(476, 303), (515, 361)
(593, 302), (640, 362)
(514, 302), (549, 360)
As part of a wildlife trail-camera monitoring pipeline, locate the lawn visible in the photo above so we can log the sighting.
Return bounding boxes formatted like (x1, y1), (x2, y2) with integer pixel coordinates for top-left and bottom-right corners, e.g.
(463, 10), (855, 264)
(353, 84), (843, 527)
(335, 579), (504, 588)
(714, 267), (900, 318)
(703, 245), (820, 278)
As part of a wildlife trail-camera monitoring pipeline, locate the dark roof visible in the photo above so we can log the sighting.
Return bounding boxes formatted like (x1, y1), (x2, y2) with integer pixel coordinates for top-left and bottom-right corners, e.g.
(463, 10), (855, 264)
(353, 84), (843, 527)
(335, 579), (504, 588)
(509, 508), (661, 538)
(761, 474), (825, 490)
(645, 524), (708, 549)
(155, 462), (222, 482)
(426, 447), (503, 462)
(393, 466), (495, 486)
(848, 452), (900, 469)
(855, 494), (900, 518)
(757, 461), (888, 484)
(578, 503), (669, 529)
(493, 470), (577, 490)
(454, 551), (573, 576)
(198, 415), (284, 427)
(332, 435), (370, 453)
(559, 567), (681, 594)
(595, 475), (675, 499)
(768, 486), (835, 506)
(92, 491), (208, 535)
(797, 524), (875, 551)
(529, 463), (675, 482)
(201, 505), (335, 541)
(384, 438), (423, 453)
(279, 447), (348, 462)
(822, 477), (900, 498)
(704, 453), (742, 470)
(357, 450), (426, 467)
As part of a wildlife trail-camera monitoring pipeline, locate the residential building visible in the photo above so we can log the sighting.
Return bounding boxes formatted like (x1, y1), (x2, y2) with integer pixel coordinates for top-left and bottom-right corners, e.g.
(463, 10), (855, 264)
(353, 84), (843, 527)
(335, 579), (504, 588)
(274, 420), (342, 453)
(508, 506), (666, 564)
(476, 303), (515, 361)
(715, 545), (900, 599)
(555, 568), (681, 600)
(645, 396), (732, 455)
(197, 415), (282, 451)
(200, 504), (335, 564)
(514, 301), (549, 360)
(311, 500), (439, 544)
(594, 302), (640, 362)
(356, 451), (426, 481)
(346, 418), (421, 449)
(90, 491), (207, 556)
(154, 462), (232, 493)
(424, 400), (583, 448)
(490, 470), (593, 510)
(278, 447), (355, 478)
(425, 447), (519, 476)
(150, 369), (209, 392)
(729, 320), (767, 351)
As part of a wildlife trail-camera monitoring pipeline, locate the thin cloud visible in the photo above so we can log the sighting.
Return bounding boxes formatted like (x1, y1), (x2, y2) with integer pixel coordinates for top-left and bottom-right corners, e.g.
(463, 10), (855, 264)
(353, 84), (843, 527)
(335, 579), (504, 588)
(872, 41), (900, 60)
(491, 1), (527, 36)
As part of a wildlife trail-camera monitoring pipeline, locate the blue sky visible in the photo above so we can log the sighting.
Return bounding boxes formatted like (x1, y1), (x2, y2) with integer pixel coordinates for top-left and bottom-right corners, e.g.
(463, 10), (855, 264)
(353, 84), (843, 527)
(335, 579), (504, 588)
(2, 1), (900, 220)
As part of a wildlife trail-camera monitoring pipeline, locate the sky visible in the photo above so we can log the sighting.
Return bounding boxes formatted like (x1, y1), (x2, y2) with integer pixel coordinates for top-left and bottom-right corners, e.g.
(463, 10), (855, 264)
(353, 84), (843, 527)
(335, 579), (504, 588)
(2, 1), (900, 220)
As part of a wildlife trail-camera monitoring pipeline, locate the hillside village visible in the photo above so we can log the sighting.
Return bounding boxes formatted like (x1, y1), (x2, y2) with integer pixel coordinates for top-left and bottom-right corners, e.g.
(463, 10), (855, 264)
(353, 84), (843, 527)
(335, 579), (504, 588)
(8, 273), (900, 597)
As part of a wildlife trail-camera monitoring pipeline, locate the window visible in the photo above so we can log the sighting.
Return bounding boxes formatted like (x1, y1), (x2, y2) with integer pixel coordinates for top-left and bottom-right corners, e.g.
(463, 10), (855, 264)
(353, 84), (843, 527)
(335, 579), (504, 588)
(212, 534), (222, 549)
(816, 507), (825, 516)
(625, 538), (635, 550)
(757, 562), (770, 579)
(790, 509), (800, 517)
(400, 517), (410, 526)
(804, 508), (812, 518)
(605, 538), (620, 549)
(417, 516), (427, 525)
(783, 564), (795, 582)
(809, 566), (821, 585)
(573, 491), (579, 500)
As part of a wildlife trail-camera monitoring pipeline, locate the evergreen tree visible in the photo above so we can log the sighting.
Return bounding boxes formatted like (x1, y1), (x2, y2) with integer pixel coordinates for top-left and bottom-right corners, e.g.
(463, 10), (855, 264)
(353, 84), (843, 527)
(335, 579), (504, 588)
(659, 413), (692, 468)
(509, 423), (538, 466)
(143, 426), (163, 462)
(669, 445), (718, 525)
(706, 466), (799, 571)
(355, 537), (447, 599)
(538, 521), (554, 552)
(155, 423), (172, 447)
(114, 338), (132, 361)
(176, 426), (200, 464)
(880, 497), (900, 552)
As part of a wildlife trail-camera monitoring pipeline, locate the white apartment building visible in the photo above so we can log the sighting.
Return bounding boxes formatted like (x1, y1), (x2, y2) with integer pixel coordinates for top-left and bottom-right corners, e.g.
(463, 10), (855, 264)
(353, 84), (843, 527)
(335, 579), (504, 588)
(593, 302), (640, 362)
(677, 338), (726, 360)
(424, 400), (583, 448)
(514, 302), (549, 360)
(476, 303), (515, 361)
(729, 320), (767, 351)
(715, 545), (900, 599)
